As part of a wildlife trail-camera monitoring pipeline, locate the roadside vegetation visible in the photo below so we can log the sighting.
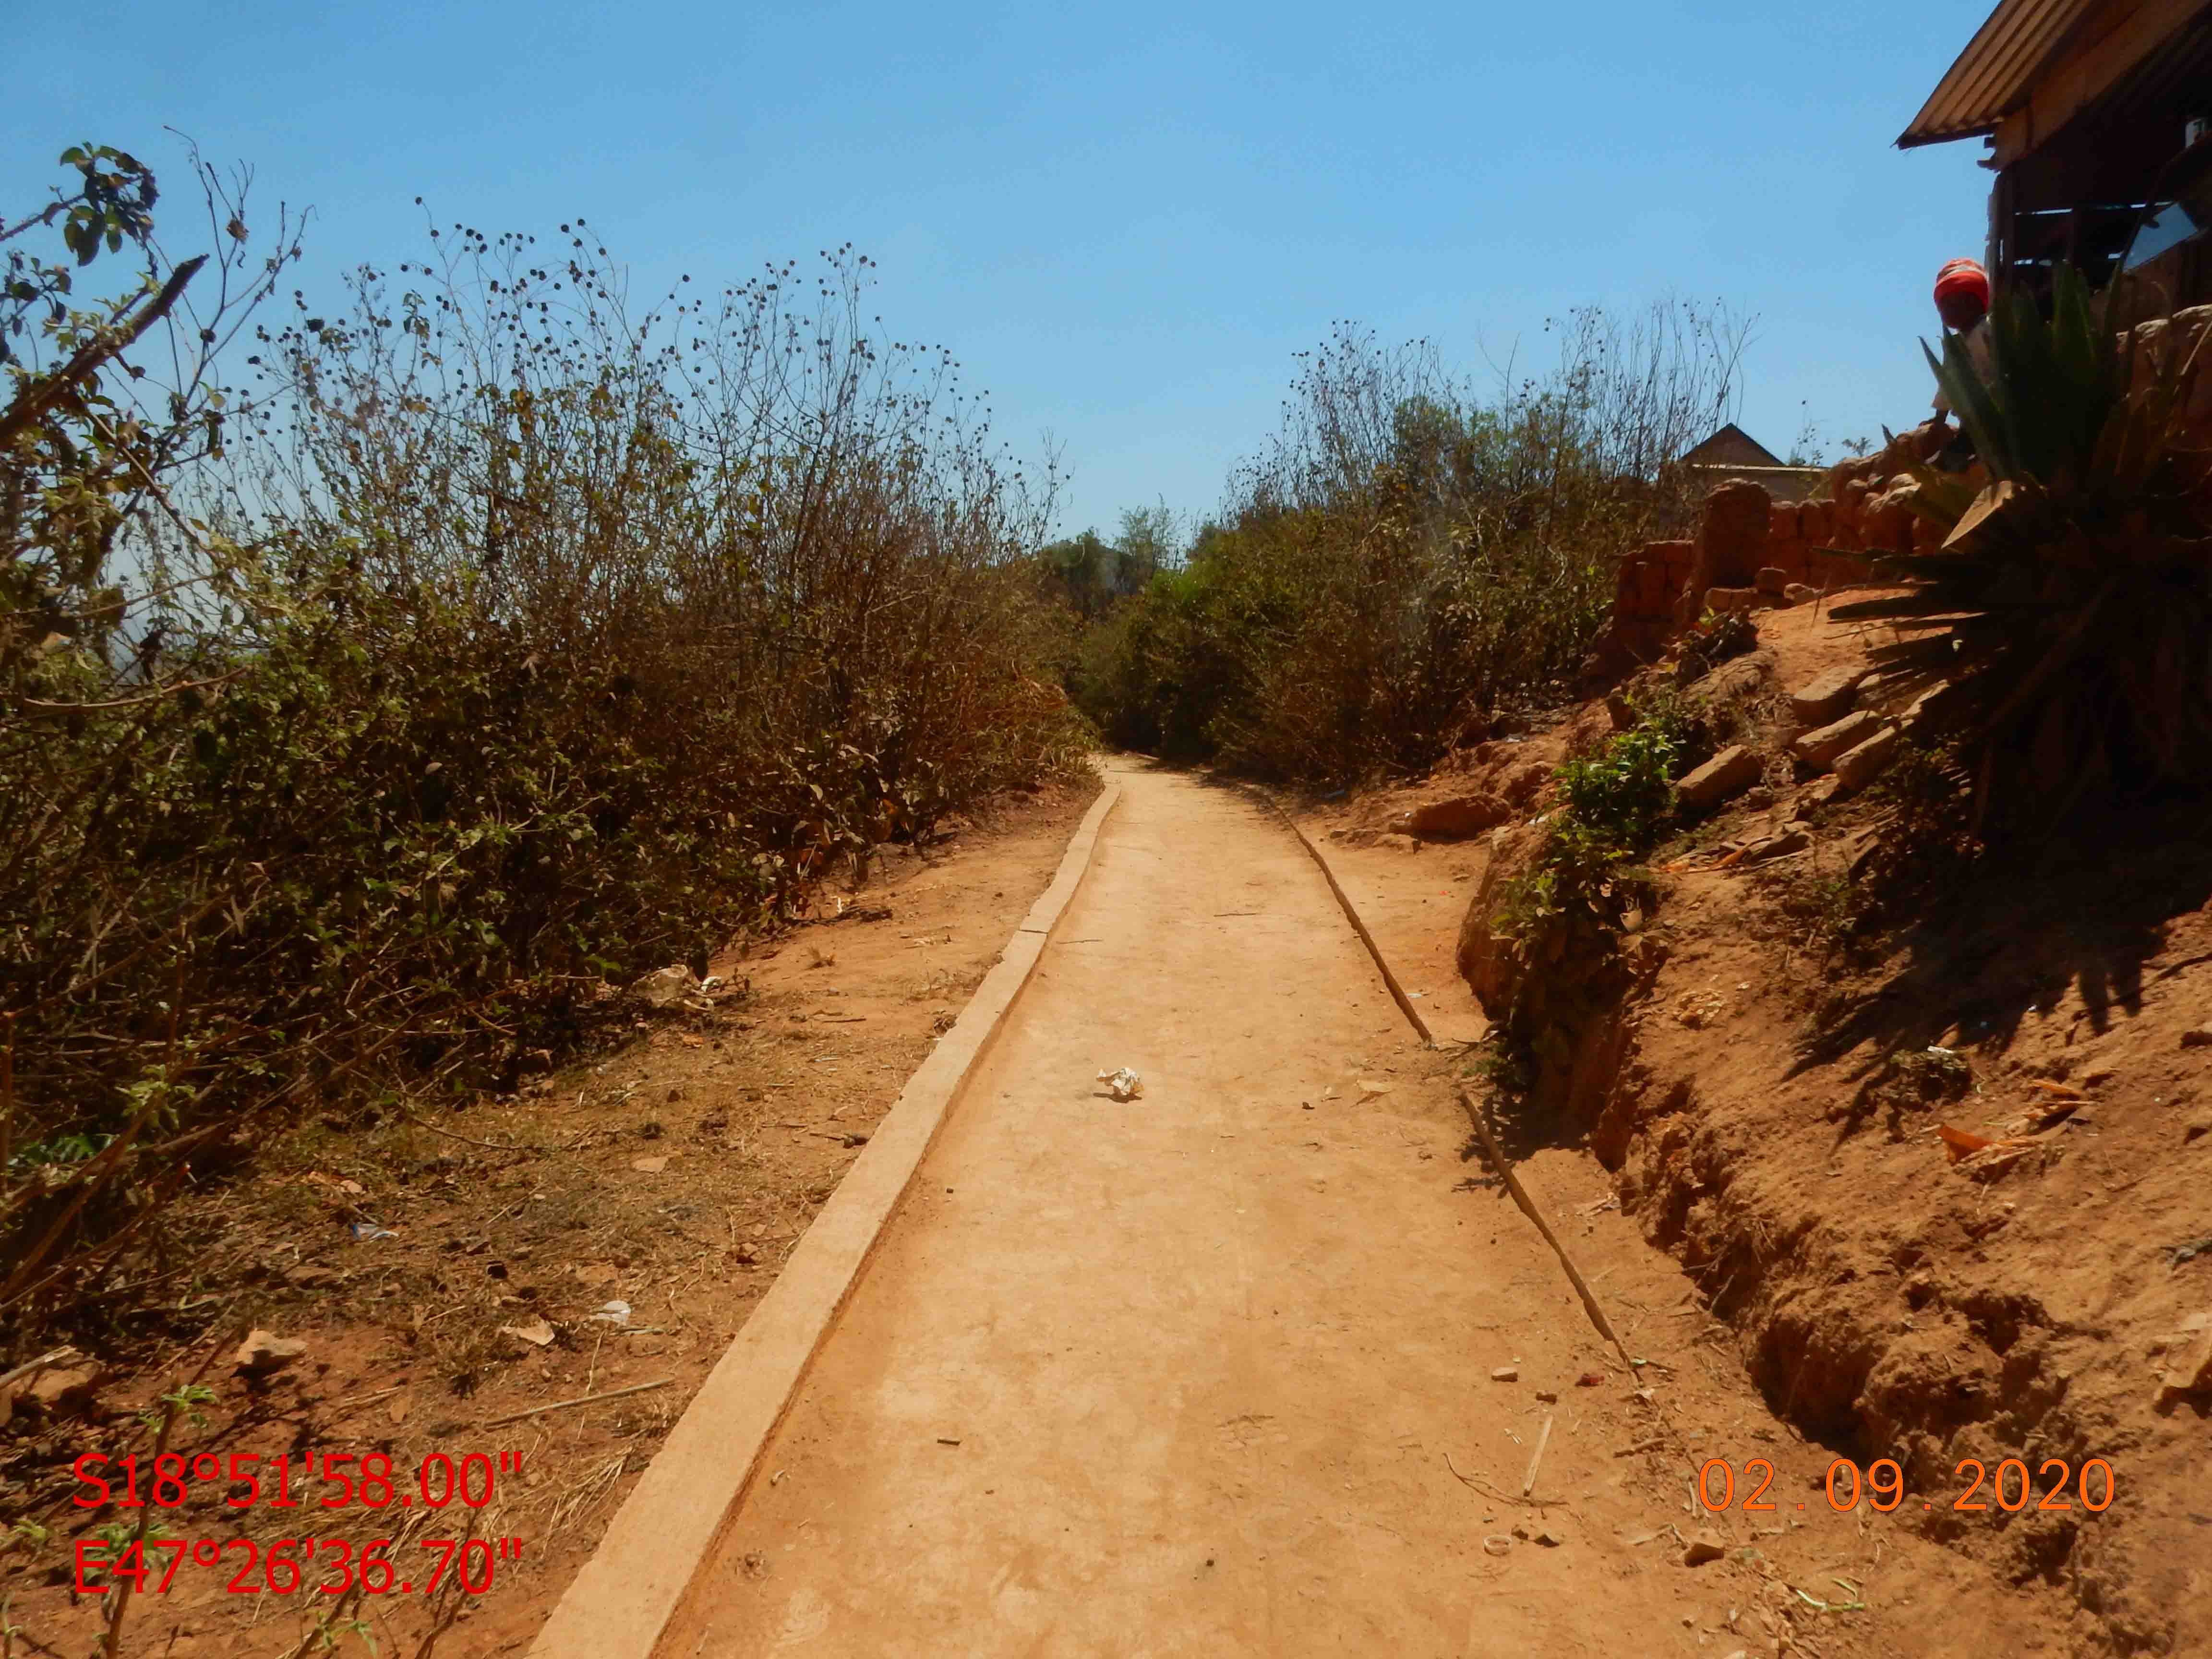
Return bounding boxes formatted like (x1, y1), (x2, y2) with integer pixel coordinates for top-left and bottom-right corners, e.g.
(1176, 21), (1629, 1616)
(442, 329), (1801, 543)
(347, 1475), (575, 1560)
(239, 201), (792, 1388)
(1472, 259), (2212, 1107)
(1476, 684), (1720, 1087)
(1068, 305), (1751, 783)
(1, 144), (1082, 1346)
(1836, 264), (2212, 840)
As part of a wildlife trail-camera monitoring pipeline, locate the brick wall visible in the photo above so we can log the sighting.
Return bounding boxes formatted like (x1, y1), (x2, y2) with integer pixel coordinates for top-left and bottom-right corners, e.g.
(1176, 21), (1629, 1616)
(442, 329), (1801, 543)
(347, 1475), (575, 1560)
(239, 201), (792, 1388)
(1590, 303), (2212, 679)
(1608, 476), (1888, 637)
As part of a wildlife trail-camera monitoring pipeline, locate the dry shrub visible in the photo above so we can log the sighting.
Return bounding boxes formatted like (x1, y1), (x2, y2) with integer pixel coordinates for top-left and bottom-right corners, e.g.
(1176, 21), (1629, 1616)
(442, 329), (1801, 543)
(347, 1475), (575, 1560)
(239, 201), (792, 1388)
(1075, 305), (1751, 781)
(0, 149), (1081, 1344)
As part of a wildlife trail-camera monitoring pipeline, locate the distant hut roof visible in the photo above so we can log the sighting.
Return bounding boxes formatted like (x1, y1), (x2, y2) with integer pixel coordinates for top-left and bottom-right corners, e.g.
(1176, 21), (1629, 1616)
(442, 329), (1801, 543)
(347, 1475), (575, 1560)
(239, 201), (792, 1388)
(1676, 423), (1822, 502)
(1676, 424), (1787, 469)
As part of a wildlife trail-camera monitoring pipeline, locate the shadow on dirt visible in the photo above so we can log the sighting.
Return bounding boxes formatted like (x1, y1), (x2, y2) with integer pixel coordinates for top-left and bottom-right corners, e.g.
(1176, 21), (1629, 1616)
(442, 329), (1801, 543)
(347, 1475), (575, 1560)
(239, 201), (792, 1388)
(1793, 803), (2212, 1084)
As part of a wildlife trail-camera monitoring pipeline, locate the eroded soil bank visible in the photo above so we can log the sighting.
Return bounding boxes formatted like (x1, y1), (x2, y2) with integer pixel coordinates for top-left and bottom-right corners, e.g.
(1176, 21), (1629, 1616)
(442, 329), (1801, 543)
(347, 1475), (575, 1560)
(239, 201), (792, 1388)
(1306, 601), (2212, 1656)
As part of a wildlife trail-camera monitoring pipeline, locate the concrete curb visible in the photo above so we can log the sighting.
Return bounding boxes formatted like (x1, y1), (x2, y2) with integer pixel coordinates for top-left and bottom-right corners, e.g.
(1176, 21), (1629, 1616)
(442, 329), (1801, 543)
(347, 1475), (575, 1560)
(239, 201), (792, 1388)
(1281, 814), (1437, 1046)
(1235, 780), (1446, 1046)
(1286, 799), (1639, 1371)
(528, 780), (1123, 1659)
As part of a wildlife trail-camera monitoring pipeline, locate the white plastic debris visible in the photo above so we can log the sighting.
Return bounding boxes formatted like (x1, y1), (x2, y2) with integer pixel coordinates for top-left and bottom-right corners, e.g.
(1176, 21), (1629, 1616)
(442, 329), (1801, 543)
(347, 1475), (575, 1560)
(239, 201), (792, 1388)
(629, 964), (698, 1009)
(1096, 1067), (1144, 1102)
(588, 1300), (632, 1326)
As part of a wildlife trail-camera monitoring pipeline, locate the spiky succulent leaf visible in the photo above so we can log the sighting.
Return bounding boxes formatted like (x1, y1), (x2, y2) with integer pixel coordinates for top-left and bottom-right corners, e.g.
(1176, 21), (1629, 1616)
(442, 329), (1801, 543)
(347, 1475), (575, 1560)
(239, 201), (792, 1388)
(1834, 265), (2212, 835)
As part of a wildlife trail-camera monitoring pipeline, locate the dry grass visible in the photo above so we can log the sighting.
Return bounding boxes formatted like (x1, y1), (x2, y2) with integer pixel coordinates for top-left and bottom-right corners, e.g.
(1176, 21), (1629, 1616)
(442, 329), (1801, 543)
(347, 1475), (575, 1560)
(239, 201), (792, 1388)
(2, 155), (1084, 1347)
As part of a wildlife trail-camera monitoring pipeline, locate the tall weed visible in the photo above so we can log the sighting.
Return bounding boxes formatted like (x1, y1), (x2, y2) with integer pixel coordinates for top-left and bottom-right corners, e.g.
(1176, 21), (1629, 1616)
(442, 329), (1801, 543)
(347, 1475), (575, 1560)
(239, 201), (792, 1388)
(0, 153), (1080, 1337)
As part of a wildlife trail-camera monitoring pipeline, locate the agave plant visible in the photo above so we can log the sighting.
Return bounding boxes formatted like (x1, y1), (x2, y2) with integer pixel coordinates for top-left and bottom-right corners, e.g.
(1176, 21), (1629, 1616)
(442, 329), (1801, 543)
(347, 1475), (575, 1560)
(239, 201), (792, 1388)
(1832, 264), (2212, 833)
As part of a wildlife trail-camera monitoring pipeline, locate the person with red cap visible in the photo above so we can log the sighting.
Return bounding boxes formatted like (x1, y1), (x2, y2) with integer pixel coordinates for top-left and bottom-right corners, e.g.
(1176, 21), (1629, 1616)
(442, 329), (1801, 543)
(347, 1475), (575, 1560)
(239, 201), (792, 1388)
(1929, 257), (1995, 420)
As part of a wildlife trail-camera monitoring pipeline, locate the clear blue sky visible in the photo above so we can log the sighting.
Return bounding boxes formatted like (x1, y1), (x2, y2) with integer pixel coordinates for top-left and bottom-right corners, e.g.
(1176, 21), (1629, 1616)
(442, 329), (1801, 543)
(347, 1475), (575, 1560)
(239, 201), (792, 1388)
(9, 0), (1993, 539)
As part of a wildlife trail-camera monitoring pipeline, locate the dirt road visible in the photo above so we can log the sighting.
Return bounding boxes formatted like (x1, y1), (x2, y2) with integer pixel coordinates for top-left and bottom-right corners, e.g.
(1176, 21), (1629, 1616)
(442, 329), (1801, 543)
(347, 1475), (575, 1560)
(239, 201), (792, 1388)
(655, 763), (1755, 1656)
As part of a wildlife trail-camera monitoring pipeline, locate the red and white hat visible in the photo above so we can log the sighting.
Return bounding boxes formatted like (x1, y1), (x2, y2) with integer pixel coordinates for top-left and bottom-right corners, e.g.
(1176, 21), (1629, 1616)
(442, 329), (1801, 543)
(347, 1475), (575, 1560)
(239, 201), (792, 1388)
(1934, 258), (1991, 310)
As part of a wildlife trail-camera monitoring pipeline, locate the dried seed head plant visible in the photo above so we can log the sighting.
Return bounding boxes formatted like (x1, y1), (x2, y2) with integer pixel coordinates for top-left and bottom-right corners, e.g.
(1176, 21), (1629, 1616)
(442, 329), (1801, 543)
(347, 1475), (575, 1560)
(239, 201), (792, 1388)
(0, 146), (1083, 1342)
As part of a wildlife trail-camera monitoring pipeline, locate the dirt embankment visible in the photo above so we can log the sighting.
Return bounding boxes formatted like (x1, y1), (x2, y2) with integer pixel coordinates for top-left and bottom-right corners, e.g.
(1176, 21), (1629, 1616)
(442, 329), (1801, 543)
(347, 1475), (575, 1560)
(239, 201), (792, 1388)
(0, 781), (1098, 1659)
(1314, 603), (2212, 1656)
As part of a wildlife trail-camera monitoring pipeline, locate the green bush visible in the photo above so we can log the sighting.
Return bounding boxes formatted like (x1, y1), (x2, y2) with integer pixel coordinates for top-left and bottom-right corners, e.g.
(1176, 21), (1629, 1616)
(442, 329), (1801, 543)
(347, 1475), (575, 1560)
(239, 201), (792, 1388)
(1481, 695), (1707, 1099)
(1066, 553), (1257, 759)
(1556, 717), (1682, 854)
(1498, 694), (1695, 951)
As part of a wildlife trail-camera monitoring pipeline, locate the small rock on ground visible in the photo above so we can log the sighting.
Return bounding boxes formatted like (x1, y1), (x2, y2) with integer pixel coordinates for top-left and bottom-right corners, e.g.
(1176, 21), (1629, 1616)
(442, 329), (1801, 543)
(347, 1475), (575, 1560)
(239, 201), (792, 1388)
(1395, 793), (1513, 841)
(235, 1330), (308, 1377)
(1681, 1530), (1726, 1566)
(1832, 726), (1900, 792)
(1789, 708), (1884, 770)
(1676, 745), (1760, 811)
(1788, 666), (1868, 725)
(1704, 586), (1760, 614)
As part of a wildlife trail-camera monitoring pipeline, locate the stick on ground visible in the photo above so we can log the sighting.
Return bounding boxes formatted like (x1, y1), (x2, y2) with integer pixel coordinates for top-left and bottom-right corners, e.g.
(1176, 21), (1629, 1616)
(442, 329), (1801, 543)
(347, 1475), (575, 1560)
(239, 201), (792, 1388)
(398, 1109), (535, 1154)
(1457, 1088), (1635, 1370)
(1522, 1414), (1554, 1498)
(480, 1376), (672, 1428)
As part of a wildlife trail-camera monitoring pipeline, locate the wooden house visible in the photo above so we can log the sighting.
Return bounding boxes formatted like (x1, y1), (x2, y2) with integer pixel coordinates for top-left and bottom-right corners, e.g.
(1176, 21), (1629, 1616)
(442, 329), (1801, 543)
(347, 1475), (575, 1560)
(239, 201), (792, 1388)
(1901, 0), (2212, 311)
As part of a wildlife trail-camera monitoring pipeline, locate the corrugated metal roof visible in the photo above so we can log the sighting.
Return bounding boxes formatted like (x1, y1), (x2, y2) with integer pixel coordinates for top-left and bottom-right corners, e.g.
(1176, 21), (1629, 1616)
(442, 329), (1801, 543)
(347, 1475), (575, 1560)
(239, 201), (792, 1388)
(1898, 0), (2099, 147)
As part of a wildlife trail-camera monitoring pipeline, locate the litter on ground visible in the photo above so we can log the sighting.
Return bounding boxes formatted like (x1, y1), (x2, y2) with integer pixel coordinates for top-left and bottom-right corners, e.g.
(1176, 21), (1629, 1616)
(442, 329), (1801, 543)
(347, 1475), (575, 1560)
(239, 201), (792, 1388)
(1097, 1067), (1143, 1101)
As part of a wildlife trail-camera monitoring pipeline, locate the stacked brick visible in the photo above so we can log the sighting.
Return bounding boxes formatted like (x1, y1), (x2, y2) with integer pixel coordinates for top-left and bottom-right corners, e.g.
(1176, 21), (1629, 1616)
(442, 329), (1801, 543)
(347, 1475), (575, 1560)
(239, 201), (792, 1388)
(1609, 476), (1888, 645)
(1765, 492), (1899, 586)
(1608, 461), (1923, 640)
(1594, 305), (2212, 683)
(1611, 539), (1693, 625)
